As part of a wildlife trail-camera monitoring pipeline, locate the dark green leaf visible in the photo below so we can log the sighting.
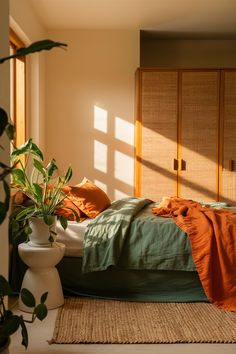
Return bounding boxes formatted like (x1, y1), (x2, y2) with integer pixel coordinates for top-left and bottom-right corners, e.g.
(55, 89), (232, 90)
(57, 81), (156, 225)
(24, 225), (32, 235)
(5, 123), (15, 140)
(34, 303), (48, 321)
(0, 202), (7, 224)
(64, 166), (72, 184)
(3, 180), (10, 209)
(32, 183), (43, 201)
(3, 316), (20, 336)
(46, 158), (58, 179)
(33, 159), (46, 177)
(48, 235), (54, 243)
(15, 207), (36, 221)
(0, 180), (11, 224)
(0, 275), (13, 296)
(11, 139), (32, 161)
(12, 169), (26, 186)
(59, 215), (68, 230)
(0, 108), (8, 136)
(20, 288), (36, 308)
(31, 143), (44, 160)
(20, 317), (28, 349)
(43, 214), (55, 226)
(11, 219), (20, 233)
(0, 39), (67, 64)
(40, 292), (48, 304)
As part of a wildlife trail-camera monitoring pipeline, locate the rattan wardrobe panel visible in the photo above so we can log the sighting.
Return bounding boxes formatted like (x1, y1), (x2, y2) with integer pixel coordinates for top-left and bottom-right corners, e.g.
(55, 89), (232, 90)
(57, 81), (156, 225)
(139, 71), (178, 201)
(179, 71), (219, 201)
(220, 71), (236, 203)
(136, 68), (236, 203)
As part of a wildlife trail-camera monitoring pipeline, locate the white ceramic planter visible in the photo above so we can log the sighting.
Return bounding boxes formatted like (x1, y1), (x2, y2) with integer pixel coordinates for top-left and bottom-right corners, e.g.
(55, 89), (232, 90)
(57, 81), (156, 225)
(28, 216), (57, 247)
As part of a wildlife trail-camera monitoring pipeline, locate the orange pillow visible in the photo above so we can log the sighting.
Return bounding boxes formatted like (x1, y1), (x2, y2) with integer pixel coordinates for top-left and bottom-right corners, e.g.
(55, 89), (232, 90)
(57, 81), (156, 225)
(55, 198), (87, 222)
(67, 178), (111, 218)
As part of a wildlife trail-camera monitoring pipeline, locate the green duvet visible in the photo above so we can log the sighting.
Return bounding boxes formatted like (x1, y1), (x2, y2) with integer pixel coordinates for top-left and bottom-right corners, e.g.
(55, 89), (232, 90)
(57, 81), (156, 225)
(82, 197), (195, 274)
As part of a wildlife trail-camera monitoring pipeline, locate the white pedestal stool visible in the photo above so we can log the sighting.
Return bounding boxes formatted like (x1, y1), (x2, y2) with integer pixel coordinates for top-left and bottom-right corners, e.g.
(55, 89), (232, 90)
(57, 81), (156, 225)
(18, 242), (65, 312)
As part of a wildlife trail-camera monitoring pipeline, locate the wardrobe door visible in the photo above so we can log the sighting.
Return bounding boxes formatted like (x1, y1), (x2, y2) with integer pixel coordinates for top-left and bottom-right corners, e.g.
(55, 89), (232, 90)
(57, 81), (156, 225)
(220, 70), (236, 204)
(136, 70), (178, 201)
(179, 71), (220, 201)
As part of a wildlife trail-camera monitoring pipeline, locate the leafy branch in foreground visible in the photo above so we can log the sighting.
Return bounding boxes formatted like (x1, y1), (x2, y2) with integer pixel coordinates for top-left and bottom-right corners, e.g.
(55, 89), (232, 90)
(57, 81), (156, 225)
(0, 275), (48, 349)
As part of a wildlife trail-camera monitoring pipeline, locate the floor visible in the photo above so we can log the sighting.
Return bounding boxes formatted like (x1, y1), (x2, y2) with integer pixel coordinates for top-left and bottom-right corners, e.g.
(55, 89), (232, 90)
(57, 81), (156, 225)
(5, 303), (236, 354)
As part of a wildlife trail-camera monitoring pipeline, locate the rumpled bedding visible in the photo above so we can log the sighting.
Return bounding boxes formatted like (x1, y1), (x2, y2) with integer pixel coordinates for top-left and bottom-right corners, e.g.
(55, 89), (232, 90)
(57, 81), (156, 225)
(82, 197), (195, 273)
(152, 197), (236, 311)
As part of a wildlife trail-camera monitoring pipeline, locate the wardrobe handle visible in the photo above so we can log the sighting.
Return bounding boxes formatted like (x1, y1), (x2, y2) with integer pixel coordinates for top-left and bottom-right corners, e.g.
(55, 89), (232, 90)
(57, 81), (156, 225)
(178, 159), (186, 171)
(229, 160), (234, 171)
(173, 159), (178, 171)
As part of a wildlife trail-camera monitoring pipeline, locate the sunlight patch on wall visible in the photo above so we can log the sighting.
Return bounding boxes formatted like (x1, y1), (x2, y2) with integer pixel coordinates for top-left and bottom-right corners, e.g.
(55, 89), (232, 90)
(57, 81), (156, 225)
(94, 179), (108, 194)
(94, 105), (108, 133)
(115, 117), (134, 146)
(114, 189), (129, 200)
(115, 151), (134, 186)
(94, 140), (107, 173)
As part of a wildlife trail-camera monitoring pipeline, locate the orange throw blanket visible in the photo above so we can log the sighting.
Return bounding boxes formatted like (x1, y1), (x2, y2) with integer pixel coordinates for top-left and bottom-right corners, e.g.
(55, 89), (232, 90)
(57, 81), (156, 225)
(152, 197), (236, 311)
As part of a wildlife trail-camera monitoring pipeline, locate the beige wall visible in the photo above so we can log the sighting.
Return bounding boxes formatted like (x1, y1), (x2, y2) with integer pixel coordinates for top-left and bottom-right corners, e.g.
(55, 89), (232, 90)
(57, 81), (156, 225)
(141, 39), (236, 67)
(45, 30), (139, 200)
(10, 0), (47, 150)
(0, 0), (10, 279)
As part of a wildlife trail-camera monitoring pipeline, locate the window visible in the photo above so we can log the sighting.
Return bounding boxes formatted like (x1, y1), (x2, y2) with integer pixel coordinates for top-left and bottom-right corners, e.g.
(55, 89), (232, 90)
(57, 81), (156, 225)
(9, 29), (26, 150)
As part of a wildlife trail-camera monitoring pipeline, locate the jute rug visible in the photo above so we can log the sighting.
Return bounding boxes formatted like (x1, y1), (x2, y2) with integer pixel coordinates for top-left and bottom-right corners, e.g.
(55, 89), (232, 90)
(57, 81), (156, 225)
(51, 298), (236, 344)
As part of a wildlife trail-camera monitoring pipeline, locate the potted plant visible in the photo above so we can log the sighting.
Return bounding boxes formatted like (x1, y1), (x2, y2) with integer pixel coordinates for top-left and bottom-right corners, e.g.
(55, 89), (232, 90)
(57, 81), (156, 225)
(0, 275), (48, 350)
(10, 138), (79, 246)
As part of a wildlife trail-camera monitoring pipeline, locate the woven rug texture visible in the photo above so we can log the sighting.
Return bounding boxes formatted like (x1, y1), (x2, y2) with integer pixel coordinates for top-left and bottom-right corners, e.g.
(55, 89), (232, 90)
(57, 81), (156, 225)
(51, 297), (236, 344)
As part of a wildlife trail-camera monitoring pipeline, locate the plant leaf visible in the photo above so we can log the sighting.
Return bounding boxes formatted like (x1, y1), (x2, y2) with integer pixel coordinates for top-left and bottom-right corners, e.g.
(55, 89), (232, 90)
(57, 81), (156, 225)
(11, 138), (32, 161)
(62, 205), (80, 223)
(24, 225), (32, 235)
(64, 166), (72, 184)
(11, 218), (20, 233)
(20, 288), (36, 308)
(0, 181), (10, 224)
(32, 183), (43, 201)
(3, 316), (21, 336)
(40, 292), (48, 304)
(5, 123), (15, 140)
(48, 234), (54, 243)
(15, 206), (36, 221)
(59, 215), (68, 230)
(12, 168), (26, 186)
(0, 39), (67, 64)
(0, 275), (13, 296)
(20, 316), (28, 349)
(34, 303), (48, 321)
(0, 201), (7, 224)
(33, 159), (46, 177)
(43, 214), (55, 226)
(0, 108), (8, 136)
(31, 143), (44, 160)
(46, 158), (58, 180)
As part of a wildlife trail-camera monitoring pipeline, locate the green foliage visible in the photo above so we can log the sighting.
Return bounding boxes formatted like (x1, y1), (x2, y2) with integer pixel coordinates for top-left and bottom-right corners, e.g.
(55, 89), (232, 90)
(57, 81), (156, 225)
(0, 39), (67, 64)
(10, 138), (79, 242)
(0, 275), (48, 349)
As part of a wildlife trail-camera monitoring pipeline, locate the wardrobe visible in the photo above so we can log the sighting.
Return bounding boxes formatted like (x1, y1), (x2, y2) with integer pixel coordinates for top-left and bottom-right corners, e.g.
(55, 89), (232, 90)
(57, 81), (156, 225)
(135, 68), (236, 204)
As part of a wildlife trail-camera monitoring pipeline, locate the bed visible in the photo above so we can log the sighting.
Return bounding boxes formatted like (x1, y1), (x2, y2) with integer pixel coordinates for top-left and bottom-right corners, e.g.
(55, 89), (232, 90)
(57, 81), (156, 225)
(10, 177), (236, 310)
(56, 201), (209, 302)
(10, 197), (208, 302)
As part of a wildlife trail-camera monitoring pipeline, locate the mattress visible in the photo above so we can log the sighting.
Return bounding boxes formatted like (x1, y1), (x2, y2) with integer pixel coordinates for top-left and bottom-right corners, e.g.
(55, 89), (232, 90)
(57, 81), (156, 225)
(56, 219), (92, 257)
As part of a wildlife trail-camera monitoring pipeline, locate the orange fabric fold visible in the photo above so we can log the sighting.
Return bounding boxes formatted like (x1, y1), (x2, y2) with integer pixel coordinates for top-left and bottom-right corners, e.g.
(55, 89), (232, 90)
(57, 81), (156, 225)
(152, 197), (236, 311)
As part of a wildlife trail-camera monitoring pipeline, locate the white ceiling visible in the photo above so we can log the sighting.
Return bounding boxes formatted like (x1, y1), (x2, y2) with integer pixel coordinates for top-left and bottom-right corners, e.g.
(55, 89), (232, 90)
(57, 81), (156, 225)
(28, 0), (236, 37)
